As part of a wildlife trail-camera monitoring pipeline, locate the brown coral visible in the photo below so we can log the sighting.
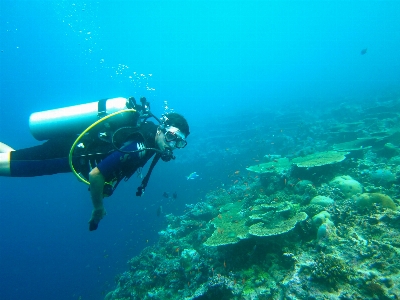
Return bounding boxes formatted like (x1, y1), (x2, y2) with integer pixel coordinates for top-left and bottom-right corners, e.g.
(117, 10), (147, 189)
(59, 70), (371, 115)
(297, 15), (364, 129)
(355, 193), (397, 210)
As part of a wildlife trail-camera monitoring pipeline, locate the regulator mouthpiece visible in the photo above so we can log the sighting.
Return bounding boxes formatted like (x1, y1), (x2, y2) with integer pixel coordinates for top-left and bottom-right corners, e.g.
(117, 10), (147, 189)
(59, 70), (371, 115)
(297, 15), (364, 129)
(161, 149), (175, 162)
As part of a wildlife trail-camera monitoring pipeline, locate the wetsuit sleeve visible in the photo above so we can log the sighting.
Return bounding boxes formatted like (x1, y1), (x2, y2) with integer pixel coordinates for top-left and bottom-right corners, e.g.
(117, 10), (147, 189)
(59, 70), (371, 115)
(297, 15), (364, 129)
(96, 140), (146, 181)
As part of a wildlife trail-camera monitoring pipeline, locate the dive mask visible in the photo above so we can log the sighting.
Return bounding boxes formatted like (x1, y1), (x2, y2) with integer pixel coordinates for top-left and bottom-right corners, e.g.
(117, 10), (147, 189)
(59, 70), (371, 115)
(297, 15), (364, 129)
(164, 126), (187, 148)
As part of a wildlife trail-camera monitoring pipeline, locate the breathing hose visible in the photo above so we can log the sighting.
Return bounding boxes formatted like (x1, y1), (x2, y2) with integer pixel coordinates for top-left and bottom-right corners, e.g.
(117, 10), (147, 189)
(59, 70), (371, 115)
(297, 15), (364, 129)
(68, 109), (137, 185)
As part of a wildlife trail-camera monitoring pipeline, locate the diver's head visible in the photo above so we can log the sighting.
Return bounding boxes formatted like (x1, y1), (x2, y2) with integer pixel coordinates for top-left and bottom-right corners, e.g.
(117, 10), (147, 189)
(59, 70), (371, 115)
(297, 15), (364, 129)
(161, 113), (190, 137)
(155, 113), (189, 160)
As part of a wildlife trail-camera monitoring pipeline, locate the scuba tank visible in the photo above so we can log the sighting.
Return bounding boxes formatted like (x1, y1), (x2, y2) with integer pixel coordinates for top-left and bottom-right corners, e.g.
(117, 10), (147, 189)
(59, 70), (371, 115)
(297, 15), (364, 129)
(29, 97), (133, 141)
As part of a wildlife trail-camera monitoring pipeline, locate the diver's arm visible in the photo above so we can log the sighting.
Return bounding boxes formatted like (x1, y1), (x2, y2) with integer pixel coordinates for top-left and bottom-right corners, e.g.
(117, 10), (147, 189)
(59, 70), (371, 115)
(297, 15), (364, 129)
(89, 167), (105, 209)
(88, 167), (106, 231)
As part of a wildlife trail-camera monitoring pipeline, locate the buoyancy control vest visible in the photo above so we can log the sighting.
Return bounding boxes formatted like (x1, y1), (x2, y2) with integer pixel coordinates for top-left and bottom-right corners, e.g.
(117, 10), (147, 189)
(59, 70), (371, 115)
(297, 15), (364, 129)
(71, 121), (159, 196)
(29, 97), (165, 196)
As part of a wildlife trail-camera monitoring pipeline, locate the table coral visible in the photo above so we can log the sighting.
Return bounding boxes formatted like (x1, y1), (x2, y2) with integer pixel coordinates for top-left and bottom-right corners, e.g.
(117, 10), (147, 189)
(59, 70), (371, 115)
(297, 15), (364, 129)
(249, 212), (308, 237)
(246, 157), (291, 174)
(204, 201), (249, 246)
(204, 201), (308, 245)
(292, 150), (349, 167)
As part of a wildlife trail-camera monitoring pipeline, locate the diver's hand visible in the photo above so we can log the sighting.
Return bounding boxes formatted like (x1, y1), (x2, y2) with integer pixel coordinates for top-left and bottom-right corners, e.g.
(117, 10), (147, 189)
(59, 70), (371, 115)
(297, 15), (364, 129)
(88, 207), (106, 231)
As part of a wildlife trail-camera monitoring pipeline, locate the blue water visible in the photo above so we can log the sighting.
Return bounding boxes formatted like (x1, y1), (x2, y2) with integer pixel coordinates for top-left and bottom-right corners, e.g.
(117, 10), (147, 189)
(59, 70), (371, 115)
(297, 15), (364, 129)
(0, 1), (399, 299)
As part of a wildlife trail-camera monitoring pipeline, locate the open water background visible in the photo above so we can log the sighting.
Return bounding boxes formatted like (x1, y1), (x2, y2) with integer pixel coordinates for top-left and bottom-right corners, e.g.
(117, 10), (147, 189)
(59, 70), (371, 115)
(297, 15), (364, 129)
(0, 1), (399, 299)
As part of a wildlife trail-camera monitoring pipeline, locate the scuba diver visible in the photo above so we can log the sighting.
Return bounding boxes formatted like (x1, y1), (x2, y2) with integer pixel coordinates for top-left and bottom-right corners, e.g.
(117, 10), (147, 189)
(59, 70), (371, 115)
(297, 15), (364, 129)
(0, 96), (190, 231)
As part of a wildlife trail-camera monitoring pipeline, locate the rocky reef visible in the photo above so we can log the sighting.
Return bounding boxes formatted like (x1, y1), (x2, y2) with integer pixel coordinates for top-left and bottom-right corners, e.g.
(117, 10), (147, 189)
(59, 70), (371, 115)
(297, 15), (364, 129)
(105, 95), (400, 300)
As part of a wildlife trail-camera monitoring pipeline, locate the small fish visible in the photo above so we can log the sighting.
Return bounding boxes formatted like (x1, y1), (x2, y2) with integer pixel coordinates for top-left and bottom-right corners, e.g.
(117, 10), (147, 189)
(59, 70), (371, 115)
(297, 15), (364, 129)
(162, 192), (169, 198)
(172, 192), (178, 199)
(360, 48), (367, 55)
(186, 172), (199, 180)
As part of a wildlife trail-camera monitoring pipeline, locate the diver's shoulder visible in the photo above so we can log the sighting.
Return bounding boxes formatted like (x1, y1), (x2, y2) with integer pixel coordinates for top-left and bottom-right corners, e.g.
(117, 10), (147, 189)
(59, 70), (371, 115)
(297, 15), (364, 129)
(140, 121), (158, 131)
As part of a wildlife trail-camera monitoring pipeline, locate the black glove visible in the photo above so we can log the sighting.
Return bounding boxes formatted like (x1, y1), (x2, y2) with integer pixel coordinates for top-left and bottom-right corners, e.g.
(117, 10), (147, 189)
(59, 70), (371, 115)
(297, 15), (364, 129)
(89, 219), (99, 231)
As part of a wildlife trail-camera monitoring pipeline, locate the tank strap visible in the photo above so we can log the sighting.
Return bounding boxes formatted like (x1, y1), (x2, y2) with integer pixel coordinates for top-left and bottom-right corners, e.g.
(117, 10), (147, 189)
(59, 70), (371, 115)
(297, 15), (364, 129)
(97, 99), (108, 118)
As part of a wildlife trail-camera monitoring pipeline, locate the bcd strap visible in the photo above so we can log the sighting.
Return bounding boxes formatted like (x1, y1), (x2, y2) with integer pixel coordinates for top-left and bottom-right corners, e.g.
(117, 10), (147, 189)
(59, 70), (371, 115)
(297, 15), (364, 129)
(136, 153), (161, 196)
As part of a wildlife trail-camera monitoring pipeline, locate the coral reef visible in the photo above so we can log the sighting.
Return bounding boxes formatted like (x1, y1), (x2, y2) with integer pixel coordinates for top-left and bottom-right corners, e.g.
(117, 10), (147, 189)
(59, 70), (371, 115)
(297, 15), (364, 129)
(105, 95), (400, 300)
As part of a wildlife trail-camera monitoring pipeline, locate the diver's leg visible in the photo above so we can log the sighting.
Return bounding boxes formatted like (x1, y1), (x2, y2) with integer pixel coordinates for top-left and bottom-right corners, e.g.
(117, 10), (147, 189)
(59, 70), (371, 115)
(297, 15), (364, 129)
(10, 154), (72, 176)
(0, 142), (14, 153)
(0, 152), (11, 176)
(1, 137), (76, 177)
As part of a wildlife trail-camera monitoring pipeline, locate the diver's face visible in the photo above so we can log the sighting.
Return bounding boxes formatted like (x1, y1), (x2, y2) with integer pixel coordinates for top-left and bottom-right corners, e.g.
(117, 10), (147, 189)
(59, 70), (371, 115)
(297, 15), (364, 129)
(155, 129), (173, 151)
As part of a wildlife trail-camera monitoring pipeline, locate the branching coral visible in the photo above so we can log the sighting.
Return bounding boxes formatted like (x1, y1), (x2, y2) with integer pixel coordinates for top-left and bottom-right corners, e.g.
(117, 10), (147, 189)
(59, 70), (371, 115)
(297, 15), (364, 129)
(311, 253), (354, 287)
